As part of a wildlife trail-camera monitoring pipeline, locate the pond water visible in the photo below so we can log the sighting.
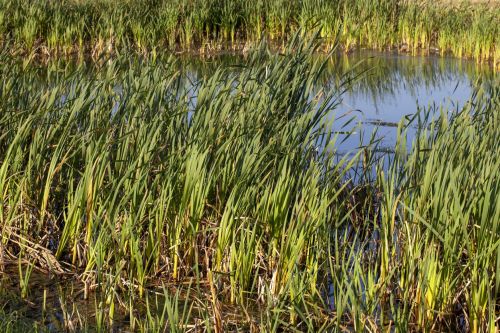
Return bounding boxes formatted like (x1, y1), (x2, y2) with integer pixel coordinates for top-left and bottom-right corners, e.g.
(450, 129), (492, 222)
(29, 50), (497, 152)
(178, 50), (496, 152)
(328, 51), (496, 152)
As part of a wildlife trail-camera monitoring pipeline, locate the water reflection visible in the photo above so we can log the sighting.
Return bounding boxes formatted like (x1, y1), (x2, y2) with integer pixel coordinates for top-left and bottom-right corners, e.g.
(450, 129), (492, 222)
(12, 51), (498, 151)
(177, 51), (496, 149)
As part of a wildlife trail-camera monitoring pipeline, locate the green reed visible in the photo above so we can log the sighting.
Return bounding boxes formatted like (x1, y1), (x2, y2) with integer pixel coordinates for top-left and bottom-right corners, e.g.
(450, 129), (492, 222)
(0, 35), (499, 331)
(0, 0), (498, 63)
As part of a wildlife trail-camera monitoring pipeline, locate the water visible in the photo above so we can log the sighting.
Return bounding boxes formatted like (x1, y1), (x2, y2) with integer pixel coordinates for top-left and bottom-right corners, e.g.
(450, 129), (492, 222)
(31, 51), (496, 151)
(328, 51), (495, 152)
(169, 51), (496, 153)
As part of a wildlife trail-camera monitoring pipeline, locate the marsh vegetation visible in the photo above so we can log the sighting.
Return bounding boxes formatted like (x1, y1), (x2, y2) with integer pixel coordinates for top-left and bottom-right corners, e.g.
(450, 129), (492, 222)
(0, 0), (499, 330)
(0, 0), (499, 64)
(0, 33), (499, 331)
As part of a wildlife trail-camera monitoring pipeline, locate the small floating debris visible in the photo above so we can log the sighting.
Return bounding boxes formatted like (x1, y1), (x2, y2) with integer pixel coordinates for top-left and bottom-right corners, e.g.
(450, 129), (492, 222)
(363, 119), (400, 127)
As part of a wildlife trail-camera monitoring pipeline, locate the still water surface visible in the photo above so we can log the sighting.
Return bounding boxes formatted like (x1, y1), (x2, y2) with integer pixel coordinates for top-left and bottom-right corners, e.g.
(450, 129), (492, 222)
(178, 50), (496, 151)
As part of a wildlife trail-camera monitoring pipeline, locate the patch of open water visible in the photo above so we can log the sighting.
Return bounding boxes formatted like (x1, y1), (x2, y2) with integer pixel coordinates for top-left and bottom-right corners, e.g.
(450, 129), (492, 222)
(170, 50), (497, 153)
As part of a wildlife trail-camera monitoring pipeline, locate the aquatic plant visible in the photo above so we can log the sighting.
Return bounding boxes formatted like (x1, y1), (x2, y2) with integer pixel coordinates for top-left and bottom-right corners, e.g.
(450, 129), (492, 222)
(0, 36), (499, 331)
(0, 0), (498, 62)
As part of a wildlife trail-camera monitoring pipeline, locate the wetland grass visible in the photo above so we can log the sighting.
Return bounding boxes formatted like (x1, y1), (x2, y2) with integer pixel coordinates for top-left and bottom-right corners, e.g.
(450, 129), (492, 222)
(0, 36), (499, 331)
(0, 0), (498, 63)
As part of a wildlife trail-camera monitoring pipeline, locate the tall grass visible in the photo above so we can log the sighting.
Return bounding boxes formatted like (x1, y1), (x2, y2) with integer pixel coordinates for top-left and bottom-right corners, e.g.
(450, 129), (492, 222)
(0, 0), (498, 63)
(0, 36), (499, 331)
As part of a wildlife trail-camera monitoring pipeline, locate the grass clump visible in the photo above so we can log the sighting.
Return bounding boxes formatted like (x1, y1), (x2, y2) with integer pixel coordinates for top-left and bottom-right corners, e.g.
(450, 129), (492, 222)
(0, 36), (499, 331)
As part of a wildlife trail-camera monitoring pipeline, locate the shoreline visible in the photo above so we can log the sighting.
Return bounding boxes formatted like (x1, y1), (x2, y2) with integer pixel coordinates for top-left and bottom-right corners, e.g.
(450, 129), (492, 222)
(1, 0), (498, 63)
(3, 39), (499, 70)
